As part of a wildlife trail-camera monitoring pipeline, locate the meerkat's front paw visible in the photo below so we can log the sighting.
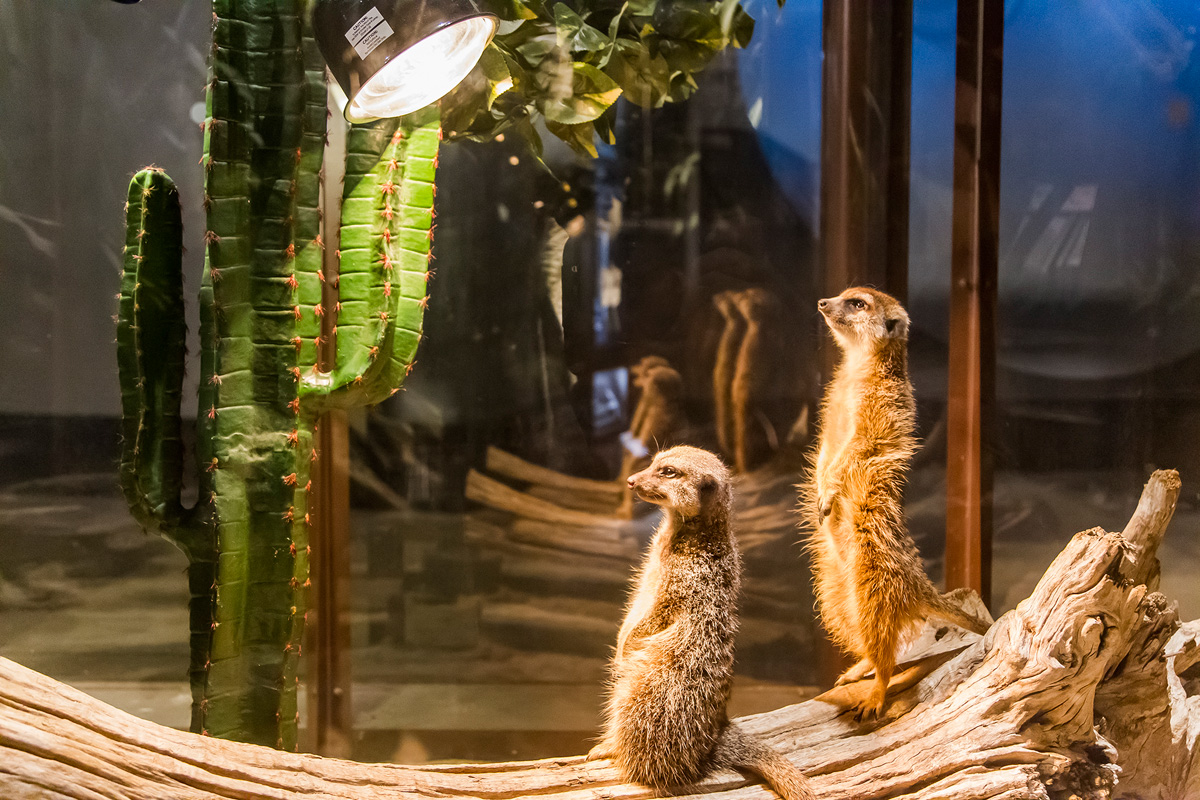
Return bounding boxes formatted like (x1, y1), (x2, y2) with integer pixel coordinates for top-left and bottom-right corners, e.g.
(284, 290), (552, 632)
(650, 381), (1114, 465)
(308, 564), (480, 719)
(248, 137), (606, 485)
(834, 658), (873, 686)
(586, 742), (616, 762)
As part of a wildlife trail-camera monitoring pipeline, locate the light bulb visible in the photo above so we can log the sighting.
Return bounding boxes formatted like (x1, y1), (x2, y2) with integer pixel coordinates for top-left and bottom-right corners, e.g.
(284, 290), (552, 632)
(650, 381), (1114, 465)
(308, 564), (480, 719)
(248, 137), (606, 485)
(346, 16), (496, 123)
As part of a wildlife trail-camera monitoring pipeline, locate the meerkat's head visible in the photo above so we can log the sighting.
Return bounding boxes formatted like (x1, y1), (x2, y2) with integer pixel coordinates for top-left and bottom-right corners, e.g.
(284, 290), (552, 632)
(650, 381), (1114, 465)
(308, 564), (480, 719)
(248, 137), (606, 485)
(632, 355), (670, 382)
(641, 365), (684, 401)
(713, 290), (740, 317)
(733, 287), (778, 320)
(627, 445), (731, 519)
(817, 287), (909, 351)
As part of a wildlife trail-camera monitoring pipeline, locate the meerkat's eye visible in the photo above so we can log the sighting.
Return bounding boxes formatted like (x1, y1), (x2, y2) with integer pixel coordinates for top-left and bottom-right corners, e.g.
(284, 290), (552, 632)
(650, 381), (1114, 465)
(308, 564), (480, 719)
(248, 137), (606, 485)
(659, 466), (679, 478)
(847, 297), (867, 310)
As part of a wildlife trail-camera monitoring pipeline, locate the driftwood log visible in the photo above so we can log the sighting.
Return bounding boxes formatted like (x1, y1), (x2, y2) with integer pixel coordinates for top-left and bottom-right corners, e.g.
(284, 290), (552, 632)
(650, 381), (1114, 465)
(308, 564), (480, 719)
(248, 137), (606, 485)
(2, 470), (1199, 799)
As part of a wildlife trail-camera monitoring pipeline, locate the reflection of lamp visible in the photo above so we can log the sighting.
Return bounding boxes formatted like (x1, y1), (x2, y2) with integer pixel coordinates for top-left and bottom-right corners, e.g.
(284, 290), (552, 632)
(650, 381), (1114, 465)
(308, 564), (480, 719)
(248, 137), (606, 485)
(314, 0), (497, 123)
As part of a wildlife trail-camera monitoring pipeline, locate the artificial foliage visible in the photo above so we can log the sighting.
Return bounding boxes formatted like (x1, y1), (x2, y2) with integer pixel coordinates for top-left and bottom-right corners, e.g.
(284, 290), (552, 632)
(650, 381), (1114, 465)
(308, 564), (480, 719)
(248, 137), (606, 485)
(443, 0), (765, 156)
(116, 0), (769, 750)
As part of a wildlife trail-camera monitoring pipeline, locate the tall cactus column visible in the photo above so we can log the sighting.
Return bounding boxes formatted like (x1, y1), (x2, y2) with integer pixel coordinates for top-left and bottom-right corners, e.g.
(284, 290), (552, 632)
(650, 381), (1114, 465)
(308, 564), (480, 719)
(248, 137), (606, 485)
(117, 0), (440, 749)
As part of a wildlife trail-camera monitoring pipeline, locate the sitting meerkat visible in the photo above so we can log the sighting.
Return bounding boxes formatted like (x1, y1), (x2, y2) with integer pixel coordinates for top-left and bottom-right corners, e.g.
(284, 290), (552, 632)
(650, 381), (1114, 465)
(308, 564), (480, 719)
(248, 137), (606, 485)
(802, 287), (990, 720)
(590, 446), (814, 800)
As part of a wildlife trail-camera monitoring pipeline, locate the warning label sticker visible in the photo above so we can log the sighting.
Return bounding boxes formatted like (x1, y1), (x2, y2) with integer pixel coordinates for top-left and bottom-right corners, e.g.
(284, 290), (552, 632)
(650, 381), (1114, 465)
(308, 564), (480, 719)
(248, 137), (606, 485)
(345, 7), (394, 60)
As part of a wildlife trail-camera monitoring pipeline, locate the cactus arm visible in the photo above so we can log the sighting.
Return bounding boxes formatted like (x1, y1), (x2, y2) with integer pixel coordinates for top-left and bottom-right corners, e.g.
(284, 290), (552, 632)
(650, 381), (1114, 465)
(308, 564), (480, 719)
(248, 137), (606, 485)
(116, 169), (189, 547)
(300, 108), (439, 413)
(303, 118), (401, 400)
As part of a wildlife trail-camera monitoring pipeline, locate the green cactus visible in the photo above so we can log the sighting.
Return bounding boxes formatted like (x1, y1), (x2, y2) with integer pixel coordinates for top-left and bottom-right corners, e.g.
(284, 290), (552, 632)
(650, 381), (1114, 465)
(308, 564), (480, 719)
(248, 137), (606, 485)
(116, 0), (438, 749)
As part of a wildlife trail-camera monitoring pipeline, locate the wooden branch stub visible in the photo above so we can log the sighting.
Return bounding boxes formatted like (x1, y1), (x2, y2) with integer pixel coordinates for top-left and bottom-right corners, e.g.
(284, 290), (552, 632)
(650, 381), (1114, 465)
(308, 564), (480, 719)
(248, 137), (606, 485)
(1119, 468), (1181, 588)
(1, 468), (1195, 800)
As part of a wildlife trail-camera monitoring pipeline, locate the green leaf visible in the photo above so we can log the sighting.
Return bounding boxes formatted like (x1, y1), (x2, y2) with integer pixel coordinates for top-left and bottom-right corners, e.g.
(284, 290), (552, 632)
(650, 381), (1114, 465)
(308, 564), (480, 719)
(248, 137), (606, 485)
(657, 38), (718, 74)
(514, 114), (545, 157)
(667, 69), (700, 103)
(545, 118), (599, 158)
(479, 44), (515, 106)
(598, 1), (629, 68)
(604, 39), (670, 108)
(504, 20), (560, 64)
(653, 0), (724, 51)
(626, 0), (657, 16)
(542, 62), (623, 125)
(554, 3), (611, 54)
(439, 45), (514, 136)
(715, 0), (753, 47)
(593, 103), (619, 145)
(480, 0), (539, 21)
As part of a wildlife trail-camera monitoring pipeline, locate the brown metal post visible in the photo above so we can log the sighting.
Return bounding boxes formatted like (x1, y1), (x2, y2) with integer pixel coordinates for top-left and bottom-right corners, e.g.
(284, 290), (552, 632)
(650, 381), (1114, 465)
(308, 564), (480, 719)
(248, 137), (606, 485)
(945, 0), (1002, 604)
(306, 78), (354, 758)
(817, 0), (913, 685)
(819, 0), (912, 299)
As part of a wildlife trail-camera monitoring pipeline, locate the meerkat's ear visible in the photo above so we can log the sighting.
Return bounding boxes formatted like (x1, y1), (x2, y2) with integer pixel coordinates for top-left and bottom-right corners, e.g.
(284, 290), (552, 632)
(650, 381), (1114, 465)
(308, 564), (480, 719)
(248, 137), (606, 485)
(699, 475), (717, 496)
(885, 314), (909, 338)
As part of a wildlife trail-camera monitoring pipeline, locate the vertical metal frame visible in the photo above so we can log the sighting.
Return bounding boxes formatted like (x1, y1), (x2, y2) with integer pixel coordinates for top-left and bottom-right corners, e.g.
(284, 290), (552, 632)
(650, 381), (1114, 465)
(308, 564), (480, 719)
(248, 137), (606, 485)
(945, 0), (1003, 604)
(306, 79), (355, 757)
(819, 0), (912, 299)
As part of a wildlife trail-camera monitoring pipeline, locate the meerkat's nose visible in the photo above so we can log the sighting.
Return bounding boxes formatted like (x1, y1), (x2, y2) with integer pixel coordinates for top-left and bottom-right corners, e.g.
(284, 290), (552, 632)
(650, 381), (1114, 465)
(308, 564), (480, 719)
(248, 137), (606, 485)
(627, 477), (636, 488)
(818, 298), (830, 310)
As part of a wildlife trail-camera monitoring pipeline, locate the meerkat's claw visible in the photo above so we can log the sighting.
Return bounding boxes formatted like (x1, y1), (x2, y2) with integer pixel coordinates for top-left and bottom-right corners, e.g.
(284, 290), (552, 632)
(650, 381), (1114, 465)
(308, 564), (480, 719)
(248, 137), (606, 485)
(848, 681), (888, 722)
(818, 493), (835, 518)
(850, 696), (885, 722)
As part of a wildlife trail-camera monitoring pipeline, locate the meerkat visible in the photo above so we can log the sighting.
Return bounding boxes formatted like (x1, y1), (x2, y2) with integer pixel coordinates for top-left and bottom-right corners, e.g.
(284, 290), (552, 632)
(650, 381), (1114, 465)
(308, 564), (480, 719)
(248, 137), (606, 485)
(632, 364), (685, 449)
(618, 364), (687, 518)
(630, 355), (671, 436)
(802, 287), (990, 720)
(731, 288), (784, 473)
(712, 291), (747, 460)
(591, 446), (815, 800)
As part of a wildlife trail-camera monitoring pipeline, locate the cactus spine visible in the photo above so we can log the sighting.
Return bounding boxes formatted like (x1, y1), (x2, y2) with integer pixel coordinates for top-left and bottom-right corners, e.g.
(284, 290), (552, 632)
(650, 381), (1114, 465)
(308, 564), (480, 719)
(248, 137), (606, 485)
(116, 1), (438, 749)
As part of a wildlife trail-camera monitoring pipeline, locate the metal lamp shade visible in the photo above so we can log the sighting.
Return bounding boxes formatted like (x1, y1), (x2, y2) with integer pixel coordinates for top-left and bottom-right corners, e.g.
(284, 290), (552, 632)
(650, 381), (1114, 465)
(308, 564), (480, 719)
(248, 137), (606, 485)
(313, 0), (497, 123)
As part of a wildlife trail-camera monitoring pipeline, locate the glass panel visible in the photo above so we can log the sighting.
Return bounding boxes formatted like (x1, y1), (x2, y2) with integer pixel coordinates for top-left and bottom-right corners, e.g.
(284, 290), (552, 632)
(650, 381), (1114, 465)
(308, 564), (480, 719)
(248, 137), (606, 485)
(0, 1), (211, 728)
(344, 0), (825, 763)
(909, 0), (1200, 614)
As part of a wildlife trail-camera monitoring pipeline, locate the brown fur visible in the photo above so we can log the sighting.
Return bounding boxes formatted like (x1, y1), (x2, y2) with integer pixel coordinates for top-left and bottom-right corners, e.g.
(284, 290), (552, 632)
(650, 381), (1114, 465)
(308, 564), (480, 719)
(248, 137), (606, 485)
(712, 291), (747, 460)
(801, 287), (990, 719)
(731, 288), (783, 473)
(592, 446), (814, 800)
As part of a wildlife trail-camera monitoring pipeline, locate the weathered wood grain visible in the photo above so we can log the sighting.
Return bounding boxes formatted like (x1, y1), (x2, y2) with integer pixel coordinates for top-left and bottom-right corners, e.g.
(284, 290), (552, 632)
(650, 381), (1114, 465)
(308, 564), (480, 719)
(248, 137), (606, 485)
(1, 471), (1196, 800)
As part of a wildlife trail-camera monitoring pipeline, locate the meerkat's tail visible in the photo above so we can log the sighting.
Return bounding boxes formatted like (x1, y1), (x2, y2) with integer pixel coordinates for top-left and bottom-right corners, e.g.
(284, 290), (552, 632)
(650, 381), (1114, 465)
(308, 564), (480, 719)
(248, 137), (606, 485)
(924, 592), (991, 636)
(713, 723), (816, 800)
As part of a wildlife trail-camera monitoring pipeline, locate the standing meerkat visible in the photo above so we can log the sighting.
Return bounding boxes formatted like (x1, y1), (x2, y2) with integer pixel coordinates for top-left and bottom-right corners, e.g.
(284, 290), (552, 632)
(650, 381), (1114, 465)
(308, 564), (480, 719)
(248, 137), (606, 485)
(802, 287), (989, 720)
(712, 291), (747, 460)
(731, 287), (784, 473)
(591, 446), (815, 800)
